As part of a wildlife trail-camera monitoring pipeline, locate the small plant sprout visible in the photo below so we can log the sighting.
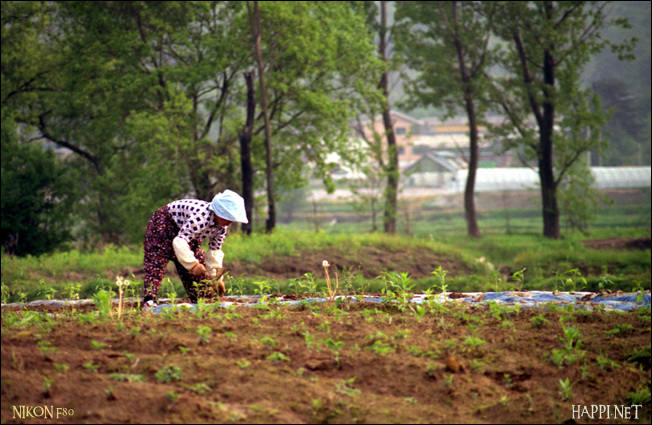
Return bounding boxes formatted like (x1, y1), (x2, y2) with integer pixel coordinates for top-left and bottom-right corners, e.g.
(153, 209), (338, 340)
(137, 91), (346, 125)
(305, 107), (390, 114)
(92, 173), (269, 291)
(92, 289), (113, 319)
(558, 377), (574, 401)
(155, 365), (183, 383)
(431, 266), (449, 300)
(564, 268), (586, 293)
(322, 260), (339, 303)
(510, 268), (526, 290)
(197, 326), (212, 344)
(116, 275), (131, 321)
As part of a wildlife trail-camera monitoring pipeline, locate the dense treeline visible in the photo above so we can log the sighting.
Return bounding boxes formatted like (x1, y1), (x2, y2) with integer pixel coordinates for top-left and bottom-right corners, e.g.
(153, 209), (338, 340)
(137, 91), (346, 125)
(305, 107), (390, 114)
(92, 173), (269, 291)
(2, 1), (649, 255)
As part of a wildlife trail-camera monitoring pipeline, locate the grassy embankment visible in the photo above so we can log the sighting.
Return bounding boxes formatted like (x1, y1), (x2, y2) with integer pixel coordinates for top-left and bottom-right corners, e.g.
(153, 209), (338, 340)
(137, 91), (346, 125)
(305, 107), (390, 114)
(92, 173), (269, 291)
(2, 224), (649, 303)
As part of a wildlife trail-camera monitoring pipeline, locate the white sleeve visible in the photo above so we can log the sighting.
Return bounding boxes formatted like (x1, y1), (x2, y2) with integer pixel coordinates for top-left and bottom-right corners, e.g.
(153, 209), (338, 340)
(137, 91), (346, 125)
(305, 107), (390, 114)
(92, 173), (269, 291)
(205, 249), (224, 277)
(172, 237), (199, 270)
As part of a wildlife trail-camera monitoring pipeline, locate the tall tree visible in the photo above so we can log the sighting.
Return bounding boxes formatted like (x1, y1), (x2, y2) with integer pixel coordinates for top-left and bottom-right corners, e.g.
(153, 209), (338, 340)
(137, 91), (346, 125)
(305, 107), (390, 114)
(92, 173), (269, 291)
(241, 1), (382, 232)
(2, 1), (81, 254)
(489, 1), (635, 239)
(395, 1), (497, 238)
(239, 70), (256, 235)
(247, 1), (276, 233)
(377, 1), (399, 234)
(20, 2), (250, 242)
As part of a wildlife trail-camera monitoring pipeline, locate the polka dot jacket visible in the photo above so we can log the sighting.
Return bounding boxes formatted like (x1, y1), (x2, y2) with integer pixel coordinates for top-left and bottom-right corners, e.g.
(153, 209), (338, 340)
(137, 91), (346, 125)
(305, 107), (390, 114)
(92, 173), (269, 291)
(167, 199), (227, 251)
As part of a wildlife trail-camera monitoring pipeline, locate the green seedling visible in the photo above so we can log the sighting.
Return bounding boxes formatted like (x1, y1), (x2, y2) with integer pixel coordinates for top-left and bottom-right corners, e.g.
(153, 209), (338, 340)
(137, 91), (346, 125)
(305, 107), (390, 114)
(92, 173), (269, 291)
(122, 351), (137, 362)
(316, 321), (331, 333)
(627, 345), (651, 367)
(266, 352), (290, 363)
(443, 374), (454, 388)
(92, 289), (113, 319)
(253, 279), (272, 296)
(1, 283), (10, 304)
(197, 326), (212, 344)
(510, 267), (526, 291)
(552, 270), (563, 294)
(503, 374), (514, 388)
(605, 323), (634, 336)
(37, 340), (57, 355)
(83, 362), (100, 373)
(596, 354), (620, 371)
(558, 377), (574, 401)
(597, 276), (614, 292)
(65, 282), (82, 301)
(632, 282), (645, 303)
(564, 268), (587, 293)
(464, 336), (487, 349)
(259, 336), (276, 349)
(155, 365), (183, 383)
(558, 326), (583, 351)
(469, 359), (486, 373)
(431, 267), (449, 300)
(323, 338), (345, 367)
(366, 340), (394, 356)
(237, 360), (251, 369)
(187, 383), (212, 395)
(531, 315), (550, 328)
(627, 386), (651, 406)
(304, 333), (317, 351)
(91, 340), (107, 350)
(42, 377), (55, 396)
(54, 363), (69, 373)
(110, 373), (147, 383)
(335, 378), (361, 397)
(194, 298), (210, 319)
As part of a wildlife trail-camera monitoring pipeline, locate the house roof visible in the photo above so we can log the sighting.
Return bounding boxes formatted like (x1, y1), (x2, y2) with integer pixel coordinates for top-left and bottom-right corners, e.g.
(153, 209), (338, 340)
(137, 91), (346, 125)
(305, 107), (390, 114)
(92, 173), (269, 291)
(403, 153), (461, 174)
(358, 110), (424, 126)
(413, 134), (490, 150)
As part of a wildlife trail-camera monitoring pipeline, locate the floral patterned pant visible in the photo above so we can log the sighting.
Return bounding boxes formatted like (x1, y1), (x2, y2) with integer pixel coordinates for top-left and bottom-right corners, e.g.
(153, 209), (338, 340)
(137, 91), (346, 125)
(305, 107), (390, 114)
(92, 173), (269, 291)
(143, 205), (212, 302)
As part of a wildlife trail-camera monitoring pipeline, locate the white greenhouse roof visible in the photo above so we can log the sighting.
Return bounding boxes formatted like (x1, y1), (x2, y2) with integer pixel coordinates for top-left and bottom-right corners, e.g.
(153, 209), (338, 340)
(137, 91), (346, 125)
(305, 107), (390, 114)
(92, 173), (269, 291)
(449, 166), (651, 193)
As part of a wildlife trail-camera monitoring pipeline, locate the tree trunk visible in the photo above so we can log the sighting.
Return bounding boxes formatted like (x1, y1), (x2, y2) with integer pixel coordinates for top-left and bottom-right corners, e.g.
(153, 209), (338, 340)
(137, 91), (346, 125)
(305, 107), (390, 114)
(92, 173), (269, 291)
(239, 70), (256, 235)
(451, 2), (481, 239)
(249, 1), (275, 233)
(378, 1), (398, 234)
(540, 10), (560, 239)
(463, 96), (481, 238)
(512, 5), (560, 240)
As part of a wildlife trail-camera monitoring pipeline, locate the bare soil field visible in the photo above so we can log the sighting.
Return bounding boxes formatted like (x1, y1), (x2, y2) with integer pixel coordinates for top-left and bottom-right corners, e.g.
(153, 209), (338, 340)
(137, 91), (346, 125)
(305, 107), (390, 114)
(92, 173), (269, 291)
(2, 294), (651, 424)
(2, 235), (650, 423)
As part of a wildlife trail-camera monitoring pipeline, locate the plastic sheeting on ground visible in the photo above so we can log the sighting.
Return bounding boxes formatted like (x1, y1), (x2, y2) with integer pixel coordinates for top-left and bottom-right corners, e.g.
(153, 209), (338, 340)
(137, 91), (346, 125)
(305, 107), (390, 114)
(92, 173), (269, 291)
(148, 290), (651, 314)
(3, 291), (649, 313)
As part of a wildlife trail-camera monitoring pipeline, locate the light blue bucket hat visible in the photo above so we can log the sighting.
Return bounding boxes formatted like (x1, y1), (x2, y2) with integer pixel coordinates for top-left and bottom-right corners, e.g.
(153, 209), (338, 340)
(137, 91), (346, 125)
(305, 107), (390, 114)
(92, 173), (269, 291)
(210, 190), (249, 224)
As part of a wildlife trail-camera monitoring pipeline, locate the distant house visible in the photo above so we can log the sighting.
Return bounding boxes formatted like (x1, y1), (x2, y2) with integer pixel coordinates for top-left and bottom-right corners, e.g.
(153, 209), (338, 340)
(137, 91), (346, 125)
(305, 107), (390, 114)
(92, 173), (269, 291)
(355, 111), (513, 172)
(402, 152), (463, 187)
(354, 111), (424, 167)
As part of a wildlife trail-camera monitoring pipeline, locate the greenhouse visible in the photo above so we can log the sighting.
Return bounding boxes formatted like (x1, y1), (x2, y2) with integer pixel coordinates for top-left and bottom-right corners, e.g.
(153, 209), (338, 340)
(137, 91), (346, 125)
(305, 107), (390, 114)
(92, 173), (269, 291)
(448, 166), (651, 193)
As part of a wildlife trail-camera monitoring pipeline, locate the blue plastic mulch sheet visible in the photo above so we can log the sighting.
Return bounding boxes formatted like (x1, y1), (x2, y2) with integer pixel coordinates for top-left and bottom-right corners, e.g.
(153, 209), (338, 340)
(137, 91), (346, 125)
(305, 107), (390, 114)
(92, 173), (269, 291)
(150, 290), (651, 314)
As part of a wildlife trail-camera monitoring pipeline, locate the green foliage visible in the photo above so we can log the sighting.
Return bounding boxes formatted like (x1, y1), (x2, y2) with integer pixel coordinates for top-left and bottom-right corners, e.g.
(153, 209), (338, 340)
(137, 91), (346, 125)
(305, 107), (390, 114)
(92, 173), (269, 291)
(558, 377), (574, 401)
(197, 326), (212, 344)
(486, 2), (637, 238)
(92, 290), (113, 319)
(155, 365), (183, 383)
(110, 373), (147, 383)
(530, 315), (550, 328)
(266, 352), (290, 363)
(1, 134), (79, 256)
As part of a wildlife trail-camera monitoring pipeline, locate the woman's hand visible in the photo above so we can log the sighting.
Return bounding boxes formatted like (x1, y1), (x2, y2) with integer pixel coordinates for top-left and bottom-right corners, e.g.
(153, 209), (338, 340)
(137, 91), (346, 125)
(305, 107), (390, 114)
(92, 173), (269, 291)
(190, 262), (206, 279)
